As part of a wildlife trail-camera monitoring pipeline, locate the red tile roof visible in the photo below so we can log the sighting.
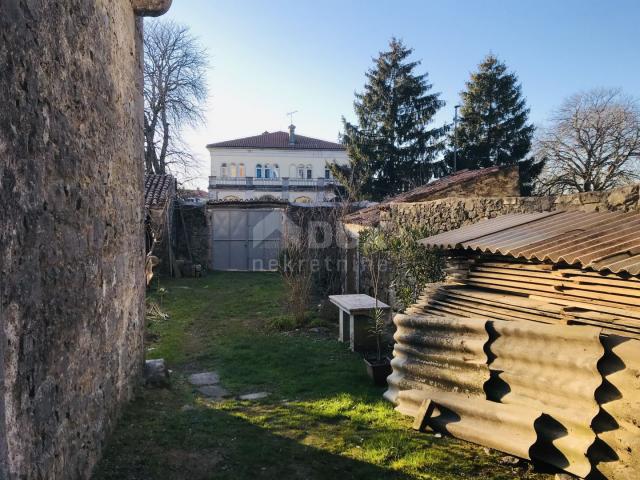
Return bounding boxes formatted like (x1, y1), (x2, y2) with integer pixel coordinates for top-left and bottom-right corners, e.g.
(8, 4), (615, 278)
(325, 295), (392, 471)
(206, 131), (345, 151)
(144, 174), (176, 209)
(392, 166), (502, 203)
(178, 188), (209, 199)
(343, 166), (505, 227)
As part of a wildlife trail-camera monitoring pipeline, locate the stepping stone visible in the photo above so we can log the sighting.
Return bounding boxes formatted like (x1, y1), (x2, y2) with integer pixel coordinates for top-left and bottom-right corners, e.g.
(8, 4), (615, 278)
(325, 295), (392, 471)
(197, 385), (231, 399)
(143, 359), (170, 388)
(238, 392), (270, 401)
(188, 372), (220, 386)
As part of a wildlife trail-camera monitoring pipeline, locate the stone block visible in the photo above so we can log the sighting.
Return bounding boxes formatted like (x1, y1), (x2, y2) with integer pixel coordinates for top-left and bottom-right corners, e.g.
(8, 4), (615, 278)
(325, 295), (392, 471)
(239, 392), (271, 401)
(188, 372), (220, 386)
(144, 359), (171, 388)
(197, 385), (231, 400)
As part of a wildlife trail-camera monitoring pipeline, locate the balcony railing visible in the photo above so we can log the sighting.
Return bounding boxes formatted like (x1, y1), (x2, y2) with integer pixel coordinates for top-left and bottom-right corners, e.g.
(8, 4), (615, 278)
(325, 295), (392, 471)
(209, 176), (337, 190)
(253, 178), (281, 187)
(214, 177), (248, 186)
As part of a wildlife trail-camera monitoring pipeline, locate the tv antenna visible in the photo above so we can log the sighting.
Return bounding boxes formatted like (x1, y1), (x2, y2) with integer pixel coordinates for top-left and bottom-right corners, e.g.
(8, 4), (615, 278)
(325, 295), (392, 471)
(287, 110), (298, 125)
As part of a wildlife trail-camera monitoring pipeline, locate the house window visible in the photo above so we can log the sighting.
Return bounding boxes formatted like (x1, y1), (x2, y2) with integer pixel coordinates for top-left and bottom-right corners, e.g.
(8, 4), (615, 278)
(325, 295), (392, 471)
(297, 164), (305, 178)
(325, 165), (331, 179)
(306, 164), (313, 179)
(220, 163), (227, 177)
(256, 164), (262, 178)
(239, 163), (246, 177)
(294, 196), (311, 203)
(264, 164), (271, 179)
(230, 163), (237, 177)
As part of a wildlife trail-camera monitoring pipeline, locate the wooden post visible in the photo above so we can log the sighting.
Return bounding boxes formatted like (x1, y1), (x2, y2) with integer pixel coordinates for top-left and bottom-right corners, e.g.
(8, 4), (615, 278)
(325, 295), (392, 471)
(412, 399), (436, 432)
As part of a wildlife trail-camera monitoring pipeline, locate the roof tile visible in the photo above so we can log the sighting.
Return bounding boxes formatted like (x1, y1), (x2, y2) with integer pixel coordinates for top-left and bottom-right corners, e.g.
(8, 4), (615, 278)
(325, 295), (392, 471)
(343, 166), (505, 227)
(144, 174), (176, 209)
(207, 131), (345, 151)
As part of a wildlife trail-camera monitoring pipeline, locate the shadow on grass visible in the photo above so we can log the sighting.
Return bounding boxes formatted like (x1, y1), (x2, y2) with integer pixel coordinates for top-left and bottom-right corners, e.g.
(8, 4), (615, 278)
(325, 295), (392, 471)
(96, 273), (551, 480)
(93, 389), (413, 480)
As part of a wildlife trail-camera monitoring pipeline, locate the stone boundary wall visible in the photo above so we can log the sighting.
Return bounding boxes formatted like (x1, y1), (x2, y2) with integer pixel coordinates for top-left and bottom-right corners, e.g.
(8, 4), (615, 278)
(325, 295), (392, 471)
(176, 203), (209, 268)
(0, 1), (170, 478)
(347, 184), (640, 310)
(381, 184), (640, 235)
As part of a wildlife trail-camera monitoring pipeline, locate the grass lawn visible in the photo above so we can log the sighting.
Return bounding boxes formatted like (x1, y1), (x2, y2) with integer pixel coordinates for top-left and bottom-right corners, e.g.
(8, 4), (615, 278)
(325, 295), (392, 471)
(92, 272), (551, 480)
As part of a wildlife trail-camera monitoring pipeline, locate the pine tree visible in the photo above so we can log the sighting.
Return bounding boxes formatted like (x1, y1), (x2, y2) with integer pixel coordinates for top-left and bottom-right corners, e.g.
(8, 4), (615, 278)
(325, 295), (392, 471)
(332, 38), (446, 201)
(447, 54), (543, 194)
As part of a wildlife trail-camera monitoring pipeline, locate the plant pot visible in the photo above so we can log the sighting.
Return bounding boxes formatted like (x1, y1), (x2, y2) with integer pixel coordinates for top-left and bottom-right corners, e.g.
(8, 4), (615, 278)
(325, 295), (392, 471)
(364, 356), (392, 386)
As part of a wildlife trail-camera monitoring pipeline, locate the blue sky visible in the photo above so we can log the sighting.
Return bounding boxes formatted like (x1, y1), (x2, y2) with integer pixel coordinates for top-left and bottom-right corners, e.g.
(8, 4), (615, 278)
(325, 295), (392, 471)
(161, 0), (640, 188)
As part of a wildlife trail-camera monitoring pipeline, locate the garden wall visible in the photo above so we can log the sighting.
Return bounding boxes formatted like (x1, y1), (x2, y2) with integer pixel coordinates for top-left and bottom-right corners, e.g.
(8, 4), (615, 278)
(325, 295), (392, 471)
(346, 183), (640, 309)
(0, 1), (170, 478)
(175, 203), (210, 269)
(381, 183), (639, 234)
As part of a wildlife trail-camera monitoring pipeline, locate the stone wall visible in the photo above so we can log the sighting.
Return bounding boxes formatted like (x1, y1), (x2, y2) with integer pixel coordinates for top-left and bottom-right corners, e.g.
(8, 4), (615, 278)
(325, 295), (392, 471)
(381, 183), (640, 235)
(176, 203), (210, 268)
(0, 1), (169, 478)
(409, 164), (520, 201)
(344, 183), (639, 310)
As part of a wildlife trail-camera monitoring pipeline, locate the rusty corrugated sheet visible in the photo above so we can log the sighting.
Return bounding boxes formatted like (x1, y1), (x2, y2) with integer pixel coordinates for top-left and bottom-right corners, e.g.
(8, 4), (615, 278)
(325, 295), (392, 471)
(595, 336), (640, 480)
(384, 313), (489, 413)
(490, 320), (604, 478)
(419, 211), (561, 249)
(420, 211), (640, 276)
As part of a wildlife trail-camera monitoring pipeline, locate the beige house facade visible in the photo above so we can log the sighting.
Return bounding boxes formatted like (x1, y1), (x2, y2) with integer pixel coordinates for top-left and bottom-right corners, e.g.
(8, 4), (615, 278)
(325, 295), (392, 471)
(207, 125), (349, 204)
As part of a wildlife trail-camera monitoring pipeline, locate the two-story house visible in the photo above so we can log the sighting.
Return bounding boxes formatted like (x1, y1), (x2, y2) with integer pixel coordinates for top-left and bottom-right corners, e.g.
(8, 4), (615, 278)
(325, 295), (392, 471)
(207, 125), (349, 204)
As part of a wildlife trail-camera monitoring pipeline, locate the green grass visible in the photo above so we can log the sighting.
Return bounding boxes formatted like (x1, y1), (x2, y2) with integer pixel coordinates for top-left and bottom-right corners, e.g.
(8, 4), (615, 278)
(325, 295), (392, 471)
(92, 272), (551, 480)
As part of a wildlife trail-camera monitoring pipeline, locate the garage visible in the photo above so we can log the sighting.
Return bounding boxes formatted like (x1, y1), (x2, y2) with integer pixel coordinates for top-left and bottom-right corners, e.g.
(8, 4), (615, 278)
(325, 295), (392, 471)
(208, 202), (286, 271)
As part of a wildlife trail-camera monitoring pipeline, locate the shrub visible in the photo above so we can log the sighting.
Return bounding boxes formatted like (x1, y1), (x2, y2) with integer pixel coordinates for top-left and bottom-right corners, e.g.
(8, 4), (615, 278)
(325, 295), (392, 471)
(359, 225), (443, 312)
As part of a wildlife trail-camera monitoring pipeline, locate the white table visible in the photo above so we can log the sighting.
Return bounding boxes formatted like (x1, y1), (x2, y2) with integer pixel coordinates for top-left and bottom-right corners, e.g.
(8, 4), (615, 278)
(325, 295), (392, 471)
(329, 294), (391, 352)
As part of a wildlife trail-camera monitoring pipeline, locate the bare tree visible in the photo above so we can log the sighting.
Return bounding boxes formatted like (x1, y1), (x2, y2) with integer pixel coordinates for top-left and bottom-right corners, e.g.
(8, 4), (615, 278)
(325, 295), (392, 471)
(536, 88), (640, 194)
(144, 20), (208, 178)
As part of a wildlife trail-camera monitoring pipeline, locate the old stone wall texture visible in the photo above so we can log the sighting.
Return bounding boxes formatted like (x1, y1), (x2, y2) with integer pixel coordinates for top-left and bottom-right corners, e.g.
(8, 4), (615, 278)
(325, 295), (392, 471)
(418, 165), (520, 201)
(381, 184), (640, 235)
(352, 184), (640, 310)
(178, 204), (210, 268)
(0, 1), (153, 478)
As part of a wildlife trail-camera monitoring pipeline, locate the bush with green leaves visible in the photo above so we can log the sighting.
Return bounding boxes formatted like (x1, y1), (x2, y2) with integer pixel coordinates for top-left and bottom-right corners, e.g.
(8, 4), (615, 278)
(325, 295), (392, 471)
(359, 225), (443, 312)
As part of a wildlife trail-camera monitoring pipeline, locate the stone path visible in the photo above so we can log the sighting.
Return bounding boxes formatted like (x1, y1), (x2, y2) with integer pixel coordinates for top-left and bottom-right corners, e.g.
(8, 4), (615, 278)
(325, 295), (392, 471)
(188, 372), (220, 386)
(187, 371), (271, 401)
(238, 392), (270, 401)
(187, 371), (230, 400)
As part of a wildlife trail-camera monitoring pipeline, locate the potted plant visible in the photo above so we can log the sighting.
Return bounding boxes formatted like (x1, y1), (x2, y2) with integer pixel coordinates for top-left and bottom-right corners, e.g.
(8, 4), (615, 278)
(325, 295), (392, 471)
(359, 228), (392, 386)
(364, 307), (392, 386)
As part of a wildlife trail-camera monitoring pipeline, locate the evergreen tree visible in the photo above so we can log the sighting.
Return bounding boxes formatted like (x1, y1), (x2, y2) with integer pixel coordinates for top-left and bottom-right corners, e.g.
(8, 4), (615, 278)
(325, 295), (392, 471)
(332, 38), (446, 201)
(447, 54), (543, 194)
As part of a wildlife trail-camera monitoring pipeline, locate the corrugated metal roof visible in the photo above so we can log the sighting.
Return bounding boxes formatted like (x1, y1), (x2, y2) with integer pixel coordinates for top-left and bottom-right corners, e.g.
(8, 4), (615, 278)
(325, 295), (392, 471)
(420, 210), (640, 276)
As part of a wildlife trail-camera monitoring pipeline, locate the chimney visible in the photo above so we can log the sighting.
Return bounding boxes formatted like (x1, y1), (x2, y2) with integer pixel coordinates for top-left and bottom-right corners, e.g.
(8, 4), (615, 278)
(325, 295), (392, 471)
(288, 124), (296, 145)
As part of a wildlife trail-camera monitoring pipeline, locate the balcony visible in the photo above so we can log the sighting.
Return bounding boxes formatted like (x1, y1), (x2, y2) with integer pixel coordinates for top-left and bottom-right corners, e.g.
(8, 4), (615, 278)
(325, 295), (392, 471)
(214, 177), (248, 186)
(209, 176), (337, 190)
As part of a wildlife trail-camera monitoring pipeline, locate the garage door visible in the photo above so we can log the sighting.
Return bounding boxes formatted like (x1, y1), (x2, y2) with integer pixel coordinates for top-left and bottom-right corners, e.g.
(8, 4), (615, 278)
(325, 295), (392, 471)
(210, 208), (284, 271)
